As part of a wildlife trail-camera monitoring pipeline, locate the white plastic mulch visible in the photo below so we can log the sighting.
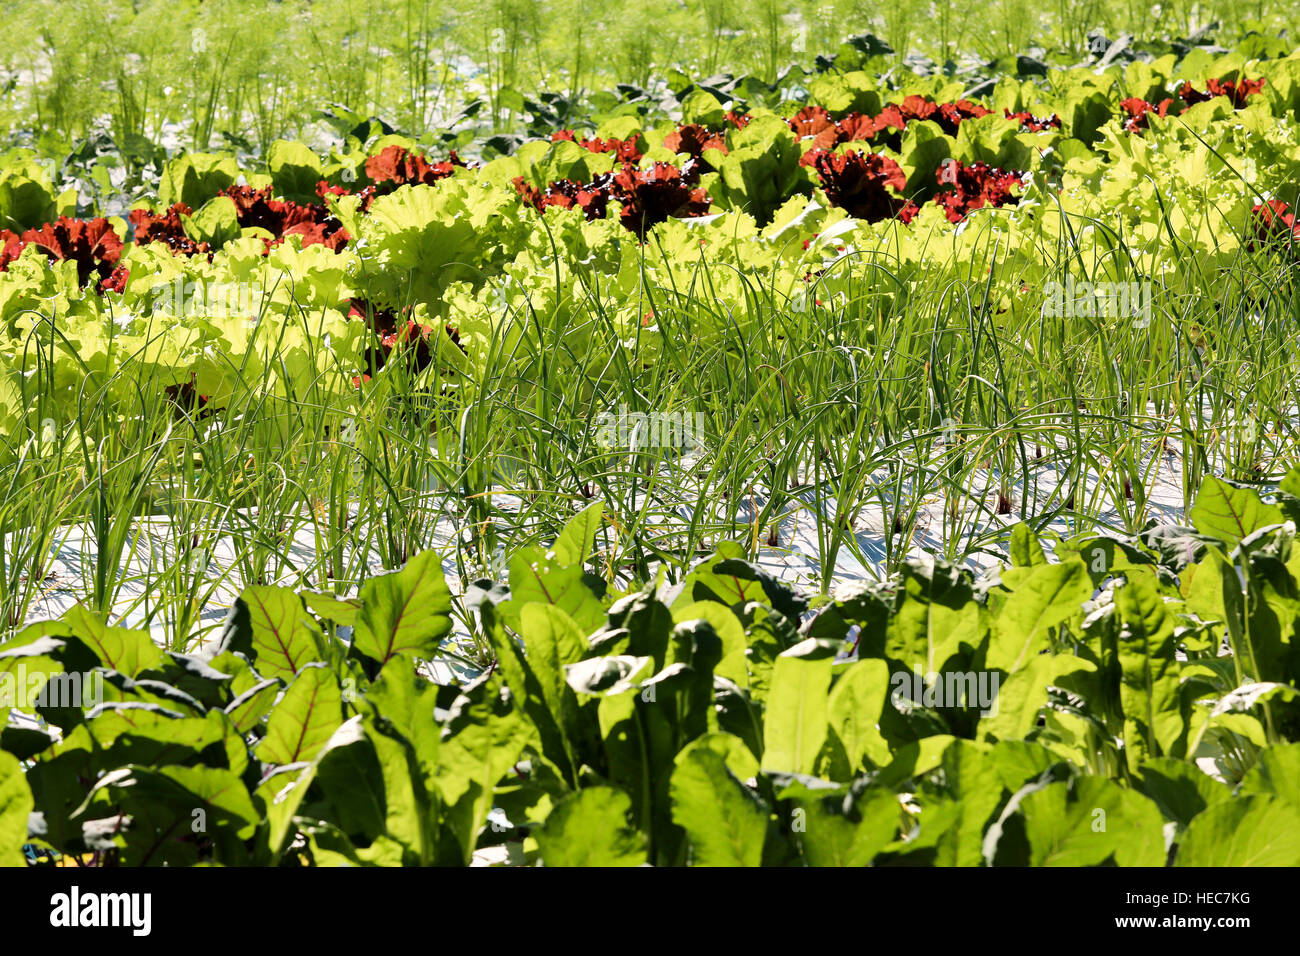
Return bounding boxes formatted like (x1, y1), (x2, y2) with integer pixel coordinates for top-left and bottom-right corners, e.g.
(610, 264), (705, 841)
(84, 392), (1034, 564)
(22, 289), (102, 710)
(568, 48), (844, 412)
(15, 451), (1191, 658)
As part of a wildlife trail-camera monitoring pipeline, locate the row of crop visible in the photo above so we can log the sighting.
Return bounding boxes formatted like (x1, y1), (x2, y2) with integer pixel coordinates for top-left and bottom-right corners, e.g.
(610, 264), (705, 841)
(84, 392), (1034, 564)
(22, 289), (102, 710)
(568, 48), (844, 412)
(3, 469), (1300, 865)
(0, 49), (1299, 447)
(6, 47), (1297, 235)
(10, 0), (1297, 161)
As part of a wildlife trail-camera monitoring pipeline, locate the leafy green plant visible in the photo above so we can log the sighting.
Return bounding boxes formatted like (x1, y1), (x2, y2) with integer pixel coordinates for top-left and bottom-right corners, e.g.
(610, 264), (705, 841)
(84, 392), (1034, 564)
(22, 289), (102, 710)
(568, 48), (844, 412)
(6, 477), (1300, 866)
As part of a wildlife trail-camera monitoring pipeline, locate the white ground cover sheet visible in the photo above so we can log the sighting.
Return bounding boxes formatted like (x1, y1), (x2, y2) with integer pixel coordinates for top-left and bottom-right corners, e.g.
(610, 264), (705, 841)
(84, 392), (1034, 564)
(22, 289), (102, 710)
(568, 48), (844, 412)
(19, 449), (1190, 667)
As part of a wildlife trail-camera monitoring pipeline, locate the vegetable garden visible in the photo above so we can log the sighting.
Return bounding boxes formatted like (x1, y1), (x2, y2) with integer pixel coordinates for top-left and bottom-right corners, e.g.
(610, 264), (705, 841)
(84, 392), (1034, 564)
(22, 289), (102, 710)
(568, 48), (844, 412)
(2, 2), (1300, 868)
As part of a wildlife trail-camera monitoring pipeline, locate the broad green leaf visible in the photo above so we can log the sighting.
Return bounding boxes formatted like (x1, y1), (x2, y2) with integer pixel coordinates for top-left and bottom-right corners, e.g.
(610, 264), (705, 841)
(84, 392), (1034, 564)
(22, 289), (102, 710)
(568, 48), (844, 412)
(674, 542), (769, 611)
(259, 715), (367, 863)
(353, 548), (452, 665)
(1239, 742), (1300, 809)
(895, 797), (962, 855)
(606, 587), (674, 670)
(551, 500), (604, 567)
(350, 656), (445, 864)
(437, 676), (537, 864)
(689, 729), (761, 781)
(876, 735), (958, 788)
(518, 603), (587, 719)
(224, 678), (280, 734)
(0, 637), (65, 725)
(0, 173), (58, 230)
(311, 731), (387, 844)
(1021, 776), (1165, 866)
(1060, 533), (1156, 586)
(302, 822), (405, 867)
(78, 764), (260, 864)
(268, 139), (324, 202)
(826, 658), (893, 771)
(708, 115), (810, 225)
(1175, 795), (1300, 866)
(153, 764), (260, 837)
(1281, 464), (1300, 507)
(0, 751), (32, 867)
(980, 656), (1095, 742)
(361, 711), (436, 865)
(787, 781), (899, 867)
(596, 685), (679, 864)
(480, 600), (574, 783)
(208, 650), (265, 700)
(565, 654), (652, 696)
(85, 708), (225, 768)
(681, 88), (727, 126)
(255, 663), (343, 765)
(1114, 570), (1187, 769)
(1235, 551), (1300, 683)
(671, 738), (767, 866)
(807, 584), (891, 653)
(1183, 544), (1232, 629)
(362, 657), (442, 794)
(899, 120), (954, 192)
(710, 559), (810, 621)
(986, 561), (1091, 673)
(157, 152), (238, 208)
(535, 787), (645, 866)
(1136, 757), (1232, 827)
(182, 195), (240, 247)
(61, 606), (163, 678)
(672, 600), (748, 686)
(504, 546), (605, 634)
(762, 640), (833, 774)
(301, 591), (361, 628)
(236, 585), (328, 682)
(932, 739), (1004, 867)
(886, 560), (985, 675)
(1008, 523), (1048, 567)
(988, 740), (1061, 791)
(1189, 476), (1283, 546)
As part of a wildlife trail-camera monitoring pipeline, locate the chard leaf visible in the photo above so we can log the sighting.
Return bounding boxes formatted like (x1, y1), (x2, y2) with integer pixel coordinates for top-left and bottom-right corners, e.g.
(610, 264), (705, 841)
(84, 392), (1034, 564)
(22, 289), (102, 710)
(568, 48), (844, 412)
(236, 585), (328, 682)
(256, 663), (343, 766)
(1190, 476), (1283, 546)
(353, 549), (453, 665)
